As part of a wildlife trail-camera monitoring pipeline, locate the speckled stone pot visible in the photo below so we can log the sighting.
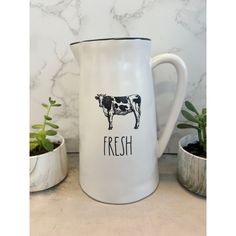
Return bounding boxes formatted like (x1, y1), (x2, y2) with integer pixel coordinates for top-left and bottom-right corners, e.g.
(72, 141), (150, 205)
(177, 135), (206, 197)
(30, 135), (68, 192)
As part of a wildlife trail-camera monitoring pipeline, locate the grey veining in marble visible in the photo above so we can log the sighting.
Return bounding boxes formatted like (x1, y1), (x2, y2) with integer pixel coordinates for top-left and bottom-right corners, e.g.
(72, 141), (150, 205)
(30, 0), (206, 153)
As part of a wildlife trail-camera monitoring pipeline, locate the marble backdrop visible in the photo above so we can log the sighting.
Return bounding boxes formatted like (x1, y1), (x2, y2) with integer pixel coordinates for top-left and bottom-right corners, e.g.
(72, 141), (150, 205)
(30, 0), (206, 153)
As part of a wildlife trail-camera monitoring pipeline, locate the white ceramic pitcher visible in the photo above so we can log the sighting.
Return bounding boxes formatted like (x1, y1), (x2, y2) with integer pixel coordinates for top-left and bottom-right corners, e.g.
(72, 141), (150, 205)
(70, 37), (187, 204)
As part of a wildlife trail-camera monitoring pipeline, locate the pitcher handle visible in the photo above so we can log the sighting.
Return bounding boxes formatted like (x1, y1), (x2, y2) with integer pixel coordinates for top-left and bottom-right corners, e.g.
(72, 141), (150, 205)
(151, 53), (188, 158)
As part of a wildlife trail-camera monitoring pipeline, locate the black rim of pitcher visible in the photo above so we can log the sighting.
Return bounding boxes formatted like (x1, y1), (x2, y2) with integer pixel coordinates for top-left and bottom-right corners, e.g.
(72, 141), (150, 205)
(70, 37), (151, 45)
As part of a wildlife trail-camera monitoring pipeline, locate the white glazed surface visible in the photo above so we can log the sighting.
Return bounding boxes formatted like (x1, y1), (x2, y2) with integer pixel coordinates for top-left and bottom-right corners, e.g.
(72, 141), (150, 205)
(30, 0), (206, 153)
(30, 135), (68, 192)
(177, 134), (206, 196)
(70, 39), (186, 203)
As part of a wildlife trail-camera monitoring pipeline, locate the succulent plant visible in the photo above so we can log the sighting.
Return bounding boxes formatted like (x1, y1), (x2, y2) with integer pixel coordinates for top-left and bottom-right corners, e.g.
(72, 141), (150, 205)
(177, 101), (206, 152)
(30, 97), (61, 155)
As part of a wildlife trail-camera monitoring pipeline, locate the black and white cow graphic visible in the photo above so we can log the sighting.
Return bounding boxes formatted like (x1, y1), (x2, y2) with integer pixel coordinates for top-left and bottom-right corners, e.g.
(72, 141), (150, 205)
(95, 94), (141, 130)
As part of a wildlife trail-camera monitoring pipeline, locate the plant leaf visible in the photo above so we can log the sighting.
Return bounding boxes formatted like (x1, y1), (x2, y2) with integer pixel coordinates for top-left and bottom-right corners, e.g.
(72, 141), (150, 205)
(202, 108), (206, 114)
(30, 141), (39, 151)
(201, 113), (206, 121)
(52, 103), (61, 107)
(30, 132), (38, 138)
(45, 122), (59, 129)
(185, 101), (199, 115)
(46, 130), (57, 136)
(49, 97), (56, 105)
(32, 124), (43, 129)
(181, 110), (200, 124)
(42, 103), (48, 108)
(177, 123), (199, 129)
(44, 115), (52, 120)
(38, 130), (46, 137)
(35, 131), (45, 142)
(42, 138), (54, 152)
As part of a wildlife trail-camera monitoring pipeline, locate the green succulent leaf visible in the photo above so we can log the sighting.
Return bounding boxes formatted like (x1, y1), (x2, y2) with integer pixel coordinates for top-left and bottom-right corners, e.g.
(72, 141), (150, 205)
(177, 123), (199, 129)
(32, 124), (43, 129)
(30, 97), (62, 153)
(185, 101), (199, 115)
(201, 113), (206, 121)
(38, 130), (46, 137)
(30, 132), (38, 139)
(178, 101), (207, 154)
(181, 110), (200, 124)
(30, 141), (39, 151)
(42, 103), (48, 108)
(44, 115), (52, 120)
(46, 122), (59, 129)
(46, 130), (57, 136)
(49, 97), (56, 105)
(34, 131), (45, 142)
(42, 138), (54, 152)
(52, 103), (61, 107)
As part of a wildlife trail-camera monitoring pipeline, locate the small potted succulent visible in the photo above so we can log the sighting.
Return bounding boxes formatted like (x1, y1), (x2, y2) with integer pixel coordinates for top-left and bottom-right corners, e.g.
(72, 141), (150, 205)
(30, 97), (68, 192)
(177, 101), (206, 197)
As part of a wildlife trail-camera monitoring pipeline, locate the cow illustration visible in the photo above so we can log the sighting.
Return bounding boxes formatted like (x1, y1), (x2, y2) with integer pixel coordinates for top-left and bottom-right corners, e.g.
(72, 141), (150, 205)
(95, 94), (141, 130)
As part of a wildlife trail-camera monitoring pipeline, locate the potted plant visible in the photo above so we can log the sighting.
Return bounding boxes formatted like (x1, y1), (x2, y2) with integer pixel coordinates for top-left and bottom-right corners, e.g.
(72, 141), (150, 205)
(177, 100), (206, 197)
(30, 97), (68, 192)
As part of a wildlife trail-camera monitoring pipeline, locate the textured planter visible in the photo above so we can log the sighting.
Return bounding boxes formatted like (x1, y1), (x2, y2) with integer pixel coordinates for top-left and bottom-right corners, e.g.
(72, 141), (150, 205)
(177, 135), (206, 197)
(30, 135), (68, 192)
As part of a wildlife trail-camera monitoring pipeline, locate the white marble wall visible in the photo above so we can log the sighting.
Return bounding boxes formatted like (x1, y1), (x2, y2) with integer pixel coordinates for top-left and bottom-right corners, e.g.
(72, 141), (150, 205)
(30, 0), (206, 153)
